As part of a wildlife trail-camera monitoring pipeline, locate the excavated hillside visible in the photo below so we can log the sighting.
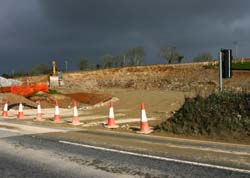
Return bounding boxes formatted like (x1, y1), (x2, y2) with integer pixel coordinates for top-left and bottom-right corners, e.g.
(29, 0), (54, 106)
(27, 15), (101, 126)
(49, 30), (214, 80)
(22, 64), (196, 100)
(61, 63), (249, 94)
(18, 62), (250, 94)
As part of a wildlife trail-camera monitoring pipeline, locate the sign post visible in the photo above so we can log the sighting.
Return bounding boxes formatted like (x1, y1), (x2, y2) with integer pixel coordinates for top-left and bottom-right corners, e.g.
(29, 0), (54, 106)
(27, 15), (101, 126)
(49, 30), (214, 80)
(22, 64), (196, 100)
(219, 51), (223, 92)
(219, 49), (233, 92)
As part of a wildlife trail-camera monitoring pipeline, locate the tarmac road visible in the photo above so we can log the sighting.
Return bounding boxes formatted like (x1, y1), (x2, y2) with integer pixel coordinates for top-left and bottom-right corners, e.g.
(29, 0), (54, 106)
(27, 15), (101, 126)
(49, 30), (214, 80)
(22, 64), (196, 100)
(0, 122), (250, 178)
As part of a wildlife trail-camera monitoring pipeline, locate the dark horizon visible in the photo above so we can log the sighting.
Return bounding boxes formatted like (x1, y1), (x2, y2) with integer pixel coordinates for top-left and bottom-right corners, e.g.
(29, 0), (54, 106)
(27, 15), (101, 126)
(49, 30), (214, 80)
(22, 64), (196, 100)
(1, 0), (250, 74)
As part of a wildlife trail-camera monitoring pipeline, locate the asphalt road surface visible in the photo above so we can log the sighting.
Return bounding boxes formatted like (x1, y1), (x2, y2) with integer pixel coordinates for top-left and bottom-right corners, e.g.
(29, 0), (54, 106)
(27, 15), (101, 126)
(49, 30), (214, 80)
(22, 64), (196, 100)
(0, 122), (250, 178)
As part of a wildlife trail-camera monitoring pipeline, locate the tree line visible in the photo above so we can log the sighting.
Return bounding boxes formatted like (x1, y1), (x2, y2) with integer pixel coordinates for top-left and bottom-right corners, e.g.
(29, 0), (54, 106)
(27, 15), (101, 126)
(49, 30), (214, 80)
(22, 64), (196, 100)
(78, 46), (213, 71)
(2, 46), (214, 78)
(79, 46), (146, 70)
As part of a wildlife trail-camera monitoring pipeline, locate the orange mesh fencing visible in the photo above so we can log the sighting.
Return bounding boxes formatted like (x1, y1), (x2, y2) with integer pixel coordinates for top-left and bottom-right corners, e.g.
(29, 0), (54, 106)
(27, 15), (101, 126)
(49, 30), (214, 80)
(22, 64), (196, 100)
(0, 83), (48, 97)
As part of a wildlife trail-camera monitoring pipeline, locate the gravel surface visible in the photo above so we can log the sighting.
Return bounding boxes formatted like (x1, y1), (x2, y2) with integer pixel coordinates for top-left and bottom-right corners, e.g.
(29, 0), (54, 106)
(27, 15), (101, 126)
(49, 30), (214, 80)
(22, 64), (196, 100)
(0, 138), (135, 178)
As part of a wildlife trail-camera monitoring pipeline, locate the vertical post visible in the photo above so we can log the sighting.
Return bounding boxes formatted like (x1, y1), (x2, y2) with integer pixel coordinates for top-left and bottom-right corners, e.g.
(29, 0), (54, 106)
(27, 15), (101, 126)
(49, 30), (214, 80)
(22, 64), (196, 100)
(228, 49), (231, 78)
(123, 55), (126, 66)
(219, 51), (223, 92)
(65, 60), (68, 72)
(235, 43), (238, 59)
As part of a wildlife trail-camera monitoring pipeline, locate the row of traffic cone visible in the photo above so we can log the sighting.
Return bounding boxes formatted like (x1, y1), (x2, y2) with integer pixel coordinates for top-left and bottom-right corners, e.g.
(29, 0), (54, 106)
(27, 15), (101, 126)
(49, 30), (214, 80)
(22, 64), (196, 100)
(105, 101), (153, 134)
(2, 100), (152, 134)
(2, 101), (24, 119)
(1, 100), (81, 125)
(52, 100), (81, 125)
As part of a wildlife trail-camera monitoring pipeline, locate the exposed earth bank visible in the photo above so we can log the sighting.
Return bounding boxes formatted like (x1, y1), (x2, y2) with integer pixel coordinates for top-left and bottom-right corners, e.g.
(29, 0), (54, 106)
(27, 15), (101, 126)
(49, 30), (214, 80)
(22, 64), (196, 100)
(2, 62), (250, 144)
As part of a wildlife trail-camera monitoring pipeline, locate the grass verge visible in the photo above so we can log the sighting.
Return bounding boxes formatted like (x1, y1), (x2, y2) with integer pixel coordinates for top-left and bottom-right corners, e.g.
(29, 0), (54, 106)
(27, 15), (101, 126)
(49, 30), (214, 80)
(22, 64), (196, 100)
(232, 62), (250, 70)
(156, 92), (250, 138)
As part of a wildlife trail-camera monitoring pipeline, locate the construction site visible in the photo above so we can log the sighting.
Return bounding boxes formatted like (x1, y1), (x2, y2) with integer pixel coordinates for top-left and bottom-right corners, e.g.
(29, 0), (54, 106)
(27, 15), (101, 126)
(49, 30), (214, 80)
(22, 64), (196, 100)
(0, 59), (249, 142)
(2, 1), (250, 177)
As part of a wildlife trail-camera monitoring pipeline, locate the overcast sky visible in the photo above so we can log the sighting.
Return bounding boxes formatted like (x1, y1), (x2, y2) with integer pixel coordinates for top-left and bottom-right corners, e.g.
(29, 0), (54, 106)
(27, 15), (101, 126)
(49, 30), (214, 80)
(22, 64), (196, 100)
(1, 0), (250, 73)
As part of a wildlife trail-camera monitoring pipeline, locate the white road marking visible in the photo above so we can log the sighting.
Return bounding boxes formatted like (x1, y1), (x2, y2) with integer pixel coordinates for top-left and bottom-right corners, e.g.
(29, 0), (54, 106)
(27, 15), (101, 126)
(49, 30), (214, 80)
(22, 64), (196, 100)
(0, 128), (21, 138)
(154, 142), (250, 156)
(59, 140), (250, 174)
(0, 128), (20, 133)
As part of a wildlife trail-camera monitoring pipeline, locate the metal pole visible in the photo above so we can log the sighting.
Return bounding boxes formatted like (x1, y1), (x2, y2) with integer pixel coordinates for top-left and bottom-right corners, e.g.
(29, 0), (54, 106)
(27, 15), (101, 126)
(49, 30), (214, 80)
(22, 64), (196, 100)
(235, 43), (238, 58)
(228, 50), (231, 78)
(65, 60), (68, 72)
(219, 51), (223, 92)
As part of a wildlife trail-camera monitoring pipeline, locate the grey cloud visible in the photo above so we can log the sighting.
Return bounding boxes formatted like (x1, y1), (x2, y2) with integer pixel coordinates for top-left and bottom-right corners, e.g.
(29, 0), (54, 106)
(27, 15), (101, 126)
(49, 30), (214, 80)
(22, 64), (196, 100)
(0, 0), (250, 73)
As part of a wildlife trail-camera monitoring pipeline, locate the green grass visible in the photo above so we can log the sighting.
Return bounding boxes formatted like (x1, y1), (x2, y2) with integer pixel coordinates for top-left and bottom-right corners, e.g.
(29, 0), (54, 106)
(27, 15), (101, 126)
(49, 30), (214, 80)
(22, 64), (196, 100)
(232, 62), (250, 70)
(48, 89), (62, 94)
(203, 61), (250, 70)
(30, 89), (62, 97)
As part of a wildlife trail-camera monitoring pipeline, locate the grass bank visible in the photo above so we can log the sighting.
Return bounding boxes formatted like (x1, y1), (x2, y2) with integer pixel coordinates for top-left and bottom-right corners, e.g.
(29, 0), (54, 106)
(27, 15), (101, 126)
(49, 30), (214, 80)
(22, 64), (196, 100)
(156, 92), (250, 139)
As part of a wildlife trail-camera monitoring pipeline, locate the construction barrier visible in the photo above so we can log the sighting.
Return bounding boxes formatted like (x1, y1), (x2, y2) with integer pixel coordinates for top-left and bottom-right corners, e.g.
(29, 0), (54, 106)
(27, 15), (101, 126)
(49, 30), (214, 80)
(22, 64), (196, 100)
(0, 83), (48, 97)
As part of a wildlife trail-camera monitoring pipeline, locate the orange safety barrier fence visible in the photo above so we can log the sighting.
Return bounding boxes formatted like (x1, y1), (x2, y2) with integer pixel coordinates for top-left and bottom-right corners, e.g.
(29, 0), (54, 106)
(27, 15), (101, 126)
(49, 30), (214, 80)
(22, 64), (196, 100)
(0, 83), (48, 97)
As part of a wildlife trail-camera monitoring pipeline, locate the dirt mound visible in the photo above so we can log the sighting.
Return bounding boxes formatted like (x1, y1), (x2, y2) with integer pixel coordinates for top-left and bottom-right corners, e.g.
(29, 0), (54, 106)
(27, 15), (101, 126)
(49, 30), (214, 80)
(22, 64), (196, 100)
(28, 92), (112, 108)
(65, 93), (112, 105)
(0, 93), (37, 109)
(57, 74), (100, 93)
(156, 92), (250, 139)
(29, 93), (76, 108)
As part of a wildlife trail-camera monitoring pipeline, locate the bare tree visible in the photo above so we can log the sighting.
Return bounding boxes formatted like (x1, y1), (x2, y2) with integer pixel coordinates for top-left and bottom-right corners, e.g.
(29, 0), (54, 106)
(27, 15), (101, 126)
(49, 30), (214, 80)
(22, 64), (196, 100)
(128, 47), (145, 66)
(30, 64), (50, 75)
(193, 53), (213, 62)
(160, 46), (183, 64)
(78, 57), (89, 70)
(101, 54), (114, 68)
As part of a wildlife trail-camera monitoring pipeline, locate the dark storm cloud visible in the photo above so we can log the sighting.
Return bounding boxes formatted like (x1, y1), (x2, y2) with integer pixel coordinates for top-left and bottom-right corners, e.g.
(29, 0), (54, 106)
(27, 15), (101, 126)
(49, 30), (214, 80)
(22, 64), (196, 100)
(1, 0), (250, 73)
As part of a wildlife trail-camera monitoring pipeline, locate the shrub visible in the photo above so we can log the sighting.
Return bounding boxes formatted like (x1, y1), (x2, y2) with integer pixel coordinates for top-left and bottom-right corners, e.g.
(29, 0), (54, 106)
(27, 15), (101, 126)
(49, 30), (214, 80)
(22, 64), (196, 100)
(156, 92), (250, 137)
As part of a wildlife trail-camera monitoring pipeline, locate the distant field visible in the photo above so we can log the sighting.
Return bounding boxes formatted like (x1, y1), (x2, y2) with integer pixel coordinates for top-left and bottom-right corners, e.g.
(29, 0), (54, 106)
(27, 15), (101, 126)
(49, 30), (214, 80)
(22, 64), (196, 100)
(232, 62), (250, 70)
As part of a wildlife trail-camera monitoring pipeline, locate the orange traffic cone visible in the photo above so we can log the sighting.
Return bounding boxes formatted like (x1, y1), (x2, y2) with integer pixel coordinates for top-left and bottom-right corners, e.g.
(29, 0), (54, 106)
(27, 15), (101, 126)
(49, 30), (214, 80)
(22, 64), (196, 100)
(2, 100), (8, 118)
(54, 100), (61, 123)
(36, 101), (43, 121)
(136, 103), (153, 134)
(104, 101), (119, 128)
(71, 101), (82, 125)
(17, 101), (24, 119)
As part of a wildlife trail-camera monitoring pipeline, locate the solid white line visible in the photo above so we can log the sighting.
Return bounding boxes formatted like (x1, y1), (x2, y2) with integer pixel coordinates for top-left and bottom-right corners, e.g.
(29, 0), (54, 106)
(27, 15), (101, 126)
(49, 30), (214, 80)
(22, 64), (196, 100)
(59, 140), (250, 174)
(0, 128), (20, 133)
(157, 143), (250, 156)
